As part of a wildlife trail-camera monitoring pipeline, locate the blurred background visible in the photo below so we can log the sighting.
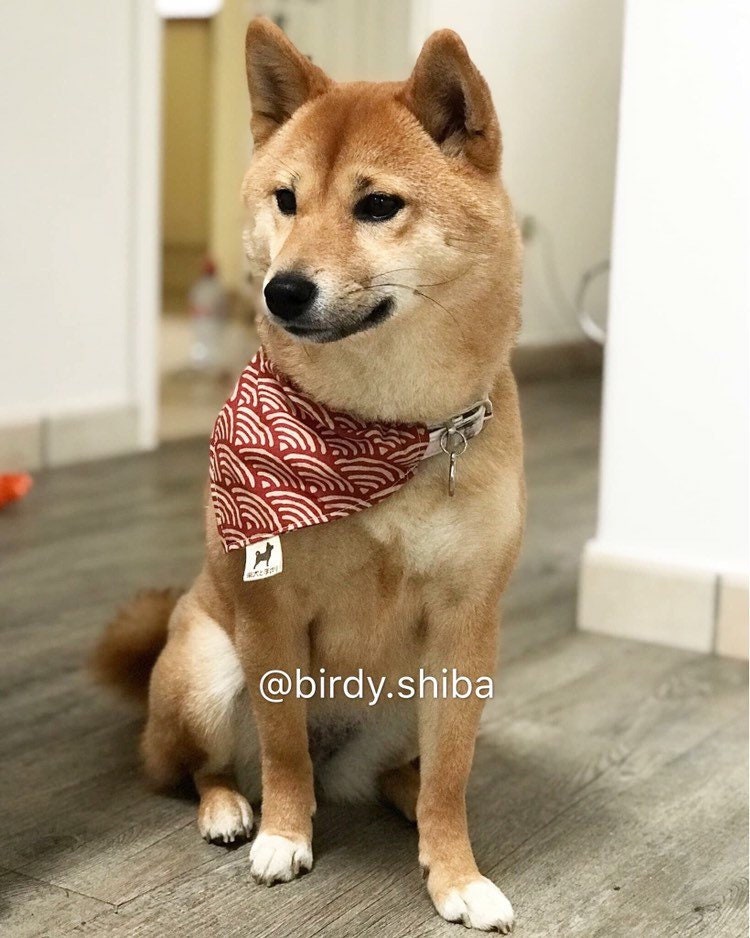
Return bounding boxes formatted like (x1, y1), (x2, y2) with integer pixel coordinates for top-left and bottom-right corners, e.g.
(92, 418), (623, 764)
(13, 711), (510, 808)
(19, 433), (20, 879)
(0, 0), (747, 662)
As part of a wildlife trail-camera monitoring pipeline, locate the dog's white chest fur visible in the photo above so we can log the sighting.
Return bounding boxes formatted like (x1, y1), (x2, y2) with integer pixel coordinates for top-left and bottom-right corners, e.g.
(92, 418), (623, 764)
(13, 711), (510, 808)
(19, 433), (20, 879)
(359, 458), (519, 580)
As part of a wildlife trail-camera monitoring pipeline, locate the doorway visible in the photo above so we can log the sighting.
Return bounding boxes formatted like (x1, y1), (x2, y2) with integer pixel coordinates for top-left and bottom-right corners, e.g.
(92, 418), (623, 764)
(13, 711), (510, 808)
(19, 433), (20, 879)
(158, 2), (258, 442)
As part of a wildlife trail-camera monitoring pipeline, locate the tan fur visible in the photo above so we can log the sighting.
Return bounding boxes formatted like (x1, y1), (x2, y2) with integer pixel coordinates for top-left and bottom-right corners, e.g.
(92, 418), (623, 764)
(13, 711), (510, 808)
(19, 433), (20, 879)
(94, 17), (524, 931)
(90, 588), (181, 703)
(380, 761), (421, 823)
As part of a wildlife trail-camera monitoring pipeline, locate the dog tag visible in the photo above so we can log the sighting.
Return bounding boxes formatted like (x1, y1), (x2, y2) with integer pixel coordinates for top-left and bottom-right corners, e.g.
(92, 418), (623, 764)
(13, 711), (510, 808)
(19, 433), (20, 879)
(244, 536), (283, 581)
(448, 450), (458, 497)
(439, 426), (468, 498)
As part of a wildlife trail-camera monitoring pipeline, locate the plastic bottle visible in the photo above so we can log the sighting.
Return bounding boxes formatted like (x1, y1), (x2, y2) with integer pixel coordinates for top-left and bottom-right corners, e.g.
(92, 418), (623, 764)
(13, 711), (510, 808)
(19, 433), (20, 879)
(188, 258), (228, 369)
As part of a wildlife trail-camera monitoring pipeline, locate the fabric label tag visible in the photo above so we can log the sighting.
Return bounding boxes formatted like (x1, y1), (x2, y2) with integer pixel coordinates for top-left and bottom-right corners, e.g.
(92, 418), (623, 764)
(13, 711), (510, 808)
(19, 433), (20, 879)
(243, 536), (283, 581)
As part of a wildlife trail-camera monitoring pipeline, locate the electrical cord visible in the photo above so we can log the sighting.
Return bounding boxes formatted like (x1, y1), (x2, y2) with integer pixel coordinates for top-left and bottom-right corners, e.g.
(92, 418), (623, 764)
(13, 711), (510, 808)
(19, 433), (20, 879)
(575, 259), (609, 345)
(521, 214), (609, 346)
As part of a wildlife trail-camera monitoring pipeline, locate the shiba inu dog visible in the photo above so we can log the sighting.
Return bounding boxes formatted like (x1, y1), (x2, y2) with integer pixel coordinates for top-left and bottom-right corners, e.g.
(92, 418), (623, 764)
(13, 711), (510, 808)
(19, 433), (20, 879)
(94, 17), (524, 932)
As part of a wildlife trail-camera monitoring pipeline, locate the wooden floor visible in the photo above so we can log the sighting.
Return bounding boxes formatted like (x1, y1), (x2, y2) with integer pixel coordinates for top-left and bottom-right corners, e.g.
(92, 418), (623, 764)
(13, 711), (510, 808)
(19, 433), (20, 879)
(1, 376), (747, 937)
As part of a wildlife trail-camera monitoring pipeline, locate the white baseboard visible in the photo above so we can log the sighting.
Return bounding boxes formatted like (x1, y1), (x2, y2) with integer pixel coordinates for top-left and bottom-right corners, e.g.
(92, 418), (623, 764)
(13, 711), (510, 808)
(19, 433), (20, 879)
(578, 541), (748, 658)
(0, 405), (141, 471)
(715, 573), (750, 660)
(44, 406), (140, 466)
(0, 419), (44, 472)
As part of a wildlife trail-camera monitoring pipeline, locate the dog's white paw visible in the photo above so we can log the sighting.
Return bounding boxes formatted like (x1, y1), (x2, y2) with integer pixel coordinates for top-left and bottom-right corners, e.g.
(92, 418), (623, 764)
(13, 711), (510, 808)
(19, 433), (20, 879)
(198, 792), (253, 844)
(435, 878), (515, 933)
(248, 832), (313, 885)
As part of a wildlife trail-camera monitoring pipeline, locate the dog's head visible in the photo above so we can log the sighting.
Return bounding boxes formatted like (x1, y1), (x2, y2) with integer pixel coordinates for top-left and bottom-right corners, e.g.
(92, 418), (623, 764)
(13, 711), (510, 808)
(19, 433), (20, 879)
(242, 18), (520, 417)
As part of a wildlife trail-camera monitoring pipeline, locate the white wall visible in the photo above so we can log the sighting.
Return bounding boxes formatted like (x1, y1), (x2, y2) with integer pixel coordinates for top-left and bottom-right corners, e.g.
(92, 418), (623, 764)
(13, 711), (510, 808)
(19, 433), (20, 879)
(0, 1), (160, 463)
(260, 0), (413, 83)
(580, 0), (749, 654)
(412, 0), (624, 346)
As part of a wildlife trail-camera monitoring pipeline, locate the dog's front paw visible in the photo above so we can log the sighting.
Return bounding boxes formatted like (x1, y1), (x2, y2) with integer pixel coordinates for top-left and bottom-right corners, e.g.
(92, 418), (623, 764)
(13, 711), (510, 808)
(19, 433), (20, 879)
(248, 832), (313, 885)
(432, 877), (514, 933)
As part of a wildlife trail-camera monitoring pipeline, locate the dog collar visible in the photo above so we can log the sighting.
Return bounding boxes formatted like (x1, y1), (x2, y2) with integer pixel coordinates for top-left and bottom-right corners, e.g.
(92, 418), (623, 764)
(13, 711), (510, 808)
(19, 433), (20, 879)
(209, 347), (492, 552)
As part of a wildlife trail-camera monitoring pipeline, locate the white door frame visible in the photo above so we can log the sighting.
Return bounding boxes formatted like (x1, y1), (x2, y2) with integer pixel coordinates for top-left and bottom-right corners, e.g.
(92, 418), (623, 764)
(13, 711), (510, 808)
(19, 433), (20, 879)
(130, 0), (163, 450)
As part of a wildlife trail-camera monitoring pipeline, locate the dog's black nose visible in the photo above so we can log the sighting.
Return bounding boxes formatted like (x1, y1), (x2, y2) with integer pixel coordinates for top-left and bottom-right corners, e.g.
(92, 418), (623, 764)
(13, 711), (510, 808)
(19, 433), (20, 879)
(264, 273), (318, 321)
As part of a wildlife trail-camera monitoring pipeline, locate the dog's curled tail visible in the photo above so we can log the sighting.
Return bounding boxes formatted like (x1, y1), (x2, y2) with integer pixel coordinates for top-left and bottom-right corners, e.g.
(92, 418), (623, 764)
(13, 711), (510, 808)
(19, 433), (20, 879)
(90, 588), (182, 704)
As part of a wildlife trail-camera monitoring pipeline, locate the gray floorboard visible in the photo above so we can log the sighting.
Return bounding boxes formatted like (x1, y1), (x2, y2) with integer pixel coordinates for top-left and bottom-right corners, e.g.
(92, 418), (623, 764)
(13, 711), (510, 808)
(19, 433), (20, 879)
(1, 375), (746, 937)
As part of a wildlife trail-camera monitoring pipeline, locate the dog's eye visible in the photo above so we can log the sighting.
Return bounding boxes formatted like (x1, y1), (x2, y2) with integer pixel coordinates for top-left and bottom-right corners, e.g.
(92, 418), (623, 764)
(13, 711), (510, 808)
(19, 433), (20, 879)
(354, 193), (404, 223)
(275, 188), (297, 216)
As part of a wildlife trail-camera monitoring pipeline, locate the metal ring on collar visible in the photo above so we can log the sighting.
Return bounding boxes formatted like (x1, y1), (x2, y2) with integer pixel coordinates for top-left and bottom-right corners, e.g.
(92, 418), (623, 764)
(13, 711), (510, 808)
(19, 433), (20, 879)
(439, 427), (468, 457)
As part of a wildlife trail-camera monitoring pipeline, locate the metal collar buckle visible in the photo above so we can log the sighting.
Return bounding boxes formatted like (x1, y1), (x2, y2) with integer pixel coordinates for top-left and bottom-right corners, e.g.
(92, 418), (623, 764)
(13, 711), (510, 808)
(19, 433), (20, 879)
(426, 398), (493, 497)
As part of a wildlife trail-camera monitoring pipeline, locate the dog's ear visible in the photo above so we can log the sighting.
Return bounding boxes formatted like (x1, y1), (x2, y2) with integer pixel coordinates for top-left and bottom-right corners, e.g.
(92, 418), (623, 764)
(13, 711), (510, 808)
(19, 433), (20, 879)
(245, 17), (332, 147)
(399, 30), (500, 173)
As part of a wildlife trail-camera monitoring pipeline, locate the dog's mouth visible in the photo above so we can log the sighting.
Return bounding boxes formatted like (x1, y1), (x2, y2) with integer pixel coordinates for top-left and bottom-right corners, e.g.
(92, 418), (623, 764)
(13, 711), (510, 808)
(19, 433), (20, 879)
(282, 297), (395, 344)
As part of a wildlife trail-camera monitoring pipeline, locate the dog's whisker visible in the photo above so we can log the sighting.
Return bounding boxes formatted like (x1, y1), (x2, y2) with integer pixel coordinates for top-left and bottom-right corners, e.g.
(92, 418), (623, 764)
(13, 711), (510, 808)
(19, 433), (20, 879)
(367, 267), (424, 283)
(445, 238), (493, 254)
(412, 288), (467, 342)
(360, 263), (476, 292)
(415, 268), (476, 289)
(445, 235), (490, 244)
(351, 282), (467, 342)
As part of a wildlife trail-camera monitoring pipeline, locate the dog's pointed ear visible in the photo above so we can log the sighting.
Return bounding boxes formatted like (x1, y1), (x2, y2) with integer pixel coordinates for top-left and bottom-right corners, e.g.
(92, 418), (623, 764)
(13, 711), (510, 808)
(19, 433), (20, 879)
(245, 17), (332, 147)
(399, 30), (500, 172)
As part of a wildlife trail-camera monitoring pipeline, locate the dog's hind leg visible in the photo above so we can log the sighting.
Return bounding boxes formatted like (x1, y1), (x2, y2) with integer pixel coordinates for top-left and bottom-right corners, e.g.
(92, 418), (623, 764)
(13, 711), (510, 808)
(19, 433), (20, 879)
(379, 760), (420, 823)
(196, 771), (254, 844)
(143, 588), (261, 842)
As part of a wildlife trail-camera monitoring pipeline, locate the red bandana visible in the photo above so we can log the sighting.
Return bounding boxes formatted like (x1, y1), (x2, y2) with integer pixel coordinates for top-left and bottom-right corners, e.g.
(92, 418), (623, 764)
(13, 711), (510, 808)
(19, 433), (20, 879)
(209, 348), (429, 552)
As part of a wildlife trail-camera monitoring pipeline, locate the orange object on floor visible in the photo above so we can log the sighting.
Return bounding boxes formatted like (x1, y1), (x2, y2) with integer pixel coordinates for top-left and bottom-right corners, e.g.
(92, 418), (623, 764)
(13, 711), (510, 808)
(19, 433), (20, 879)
(0, 473), (33, 507)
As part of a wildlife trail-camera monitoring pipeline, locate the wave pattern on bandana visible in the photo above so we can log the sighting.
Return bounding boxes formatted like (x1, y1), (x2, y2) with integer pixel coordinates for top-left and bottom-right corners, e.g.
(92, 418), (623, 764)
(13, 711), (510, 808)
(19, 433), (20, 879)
(209, 348), (429, 552)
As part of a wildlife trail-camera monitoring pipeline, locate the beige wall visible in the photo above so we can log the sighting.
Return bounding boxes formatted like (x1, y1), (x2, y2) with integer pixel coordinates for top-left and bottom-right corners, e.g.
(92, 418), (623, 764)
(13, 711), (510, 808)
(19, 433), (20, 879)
(254, 0), (412, 81)
(161, 3), (253, 306)
(207, 0), (254, 297)
(162, 19), (212, 307)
